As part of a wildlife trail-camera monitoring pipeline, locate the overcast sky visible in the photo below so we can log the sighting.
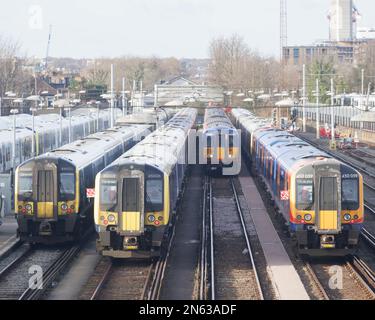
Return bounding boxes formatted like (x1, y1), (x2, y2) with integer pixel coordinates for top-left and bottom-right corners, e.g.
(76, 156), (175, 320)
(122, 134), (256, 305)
(0, 0), (374, 59)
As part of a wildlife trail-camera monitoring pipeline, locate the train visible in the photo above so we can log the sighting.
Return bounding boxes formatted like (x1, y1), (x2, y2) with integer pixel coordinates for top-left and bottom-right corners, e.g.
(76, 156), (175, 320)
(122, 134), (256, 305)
(0, 108), (121, 174)
(202, 107), (240, 175)
(232, 108), (364, 256)
(14, 109), (171, 243)
(94, 108), (197, 259)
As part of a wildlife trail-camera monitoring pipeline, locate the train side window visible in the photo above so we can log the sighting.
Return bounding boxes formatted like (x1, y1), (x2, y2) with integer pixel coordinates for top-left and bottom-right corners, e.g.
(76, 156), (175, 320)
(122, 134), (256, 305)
(342, 179), (359, 210)
(280, 169), (285, 191)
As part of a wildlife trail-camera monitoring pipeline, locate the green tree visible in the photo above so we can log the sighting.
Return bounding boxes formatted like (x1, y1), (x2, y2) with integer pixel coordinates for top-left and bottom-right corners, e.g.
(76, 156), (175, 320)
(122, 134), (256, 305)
(307, 60), (335, 104)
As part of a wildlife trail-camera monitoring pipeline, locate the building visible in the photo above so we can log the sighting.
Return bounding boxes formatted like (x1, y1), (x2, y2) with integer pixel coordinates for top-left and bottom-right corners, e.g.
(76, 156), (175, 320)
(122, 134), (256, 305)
(155, 76), (223, 106)
(282, 0), (375, 67)
(357, 28), (375, 40)
(282, 40), (368, 66)
(328, 0), (354, 42)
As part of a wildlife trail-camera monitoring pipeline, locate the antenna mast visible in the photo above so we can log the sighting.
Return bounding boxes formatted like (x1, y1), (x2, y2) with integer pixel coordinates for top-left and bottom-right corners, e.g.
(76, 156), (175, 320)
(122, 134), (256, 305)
(45, 24), (53, 70)
(280, 0), (287, 61)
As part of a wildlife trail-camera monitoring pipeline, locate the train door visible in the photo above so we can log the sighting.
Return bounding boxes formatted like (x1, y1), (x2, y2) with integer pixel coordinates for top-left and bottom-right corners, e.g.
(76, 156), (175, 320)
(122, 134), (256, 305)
(120, 172), (144, 235)
(314, 164), (341, 245)
(37, 169), (56, 219)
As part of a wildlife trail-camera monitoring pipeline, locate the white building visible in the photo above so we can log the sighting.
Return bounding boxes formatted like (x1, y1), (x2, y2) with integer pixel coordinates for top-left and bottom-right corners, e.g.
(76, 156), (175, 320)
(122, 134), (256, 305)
(357, 27), (375, 40)
(329, 0), (354, 42)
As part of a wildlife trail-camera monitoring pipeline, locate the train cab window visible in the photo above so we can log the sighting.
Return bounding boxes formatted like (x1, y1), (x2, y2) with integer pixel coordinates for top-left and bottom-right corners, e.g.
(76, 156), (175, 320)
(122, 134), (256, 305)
(207, 136), (212, 148)
(18, 172), (33, 200)
(296, 179), (314, 210)
(146, 179), (163, 212)
(100, 180), (117, 211)
(123, 178), (140, 212)
(59, 172), (75, 201)
(319, 177), (338, 211)
(228, 134), (235, 148)
(280, 169), (285, 190)
(342, 178), (359, 210)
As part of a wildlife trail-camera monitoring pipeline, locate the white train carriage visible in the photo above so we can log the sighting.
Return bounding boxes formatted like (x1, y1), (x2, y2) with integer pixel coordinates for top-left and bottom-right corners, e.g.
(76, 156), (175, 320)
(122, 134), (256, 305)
(95, 108), (197, 259)
(0, 109), (118, 174)
(15, 123), (153, 243)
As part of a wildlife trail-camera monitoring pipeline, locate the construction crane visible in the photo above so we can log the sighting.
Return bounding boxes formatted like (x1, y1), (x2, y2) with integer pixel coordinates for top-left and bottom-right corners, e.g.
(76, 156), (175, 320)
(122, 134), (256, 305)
(44, 24), (52, 71)
(280, 0), (287, 61)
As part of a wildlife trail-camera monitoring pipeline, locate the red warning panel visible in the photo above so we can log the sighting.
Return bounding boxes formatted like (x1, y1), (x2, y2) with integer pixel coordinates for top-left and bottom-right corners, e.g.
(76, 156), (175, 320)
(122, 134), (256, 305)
(86, 188), (96, 199)
(280, 190), (289, 201)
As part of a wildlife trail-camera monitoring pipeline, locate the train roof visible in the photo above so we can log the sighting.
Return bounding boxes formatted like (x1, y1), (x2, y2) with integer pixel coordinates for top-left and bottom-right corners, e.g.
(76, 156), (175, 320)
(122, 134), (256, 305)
(116, 108), (175, 127)
(0, 108), (115, 131)
(203, 108), (235, 131)
(255, 130), (331, 170)
(231, 108), (272, 133)
(0, 109), (116, 149)
(24, 124), (152, 170)
(106, 108), (197, 175)
(231, 108), (332, 171)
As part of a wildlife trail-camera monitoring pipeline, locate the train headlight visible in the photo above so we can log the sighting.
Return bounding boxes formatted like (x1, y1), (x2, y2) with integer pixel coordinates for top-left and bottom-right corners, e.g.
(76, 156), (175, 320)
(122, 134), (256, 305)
(148, 215), (155, 222)
(61, 203), (68, 211)
(108, 214), (116, 223)
(25, 204), (32, 211)
(344, 214), (351, 221)
(304, 214), (312, 222)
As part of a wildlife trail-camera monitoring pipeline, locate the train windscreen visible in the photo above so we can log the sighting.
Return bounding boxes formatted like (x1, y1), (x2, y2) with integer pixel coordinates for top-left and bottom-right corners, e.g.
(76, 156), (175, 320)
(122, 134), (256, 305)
(146, 179), (163, 212)
(18, 172), (33, 200)
(342, 178), (359, 210)
(100, 179), (117, 211)
(59, 172), (75, 201)
(296, 179), (314, 210)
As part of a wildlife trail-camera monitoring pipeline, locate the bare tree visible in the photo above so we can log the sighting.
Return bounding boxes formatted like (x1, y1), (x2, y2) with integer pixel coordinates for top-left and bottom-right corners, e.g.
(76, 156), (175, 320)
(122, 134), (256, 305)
(83, 57), (181, 92)
(0, 37), (30, 97)
(208, 34), (281, 92)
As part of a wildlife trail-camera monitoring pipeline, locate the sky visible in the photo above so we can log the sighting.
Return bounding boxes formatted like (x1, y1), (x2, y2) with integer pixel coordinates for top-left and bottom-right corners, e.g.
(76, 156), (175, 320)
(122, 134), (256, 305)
(0, 0), (374, 59)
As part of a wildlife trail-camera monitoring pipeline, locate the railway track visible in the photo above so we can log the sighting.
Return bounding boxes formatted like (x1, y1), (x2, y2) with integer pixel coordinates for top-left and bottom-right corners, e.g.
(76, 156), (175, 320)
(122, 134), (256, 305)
(304, 261), (330, 300)
(0, 243), (80, 300)
(84, 235), (174, 300)
(199, 176), (214, 300)
(305, 257), (375, 300)
(82, 175), (190, 301)
(200, 176), (263, 300)
(87, 259), (154, 300)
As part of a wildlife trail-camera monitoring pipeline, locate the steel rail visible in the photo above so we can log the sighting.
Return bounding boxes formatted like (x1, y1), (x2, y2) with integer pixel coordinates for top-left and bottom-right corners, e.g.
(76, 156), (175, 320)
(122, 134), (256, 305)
(231, 179), (264, 300)
(208, 177), (215, 300)
(199, 176), (208, 300)
(19, 245), (80, 300)
(304, 262), (330, 300)
(89, 260), (113, 301)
